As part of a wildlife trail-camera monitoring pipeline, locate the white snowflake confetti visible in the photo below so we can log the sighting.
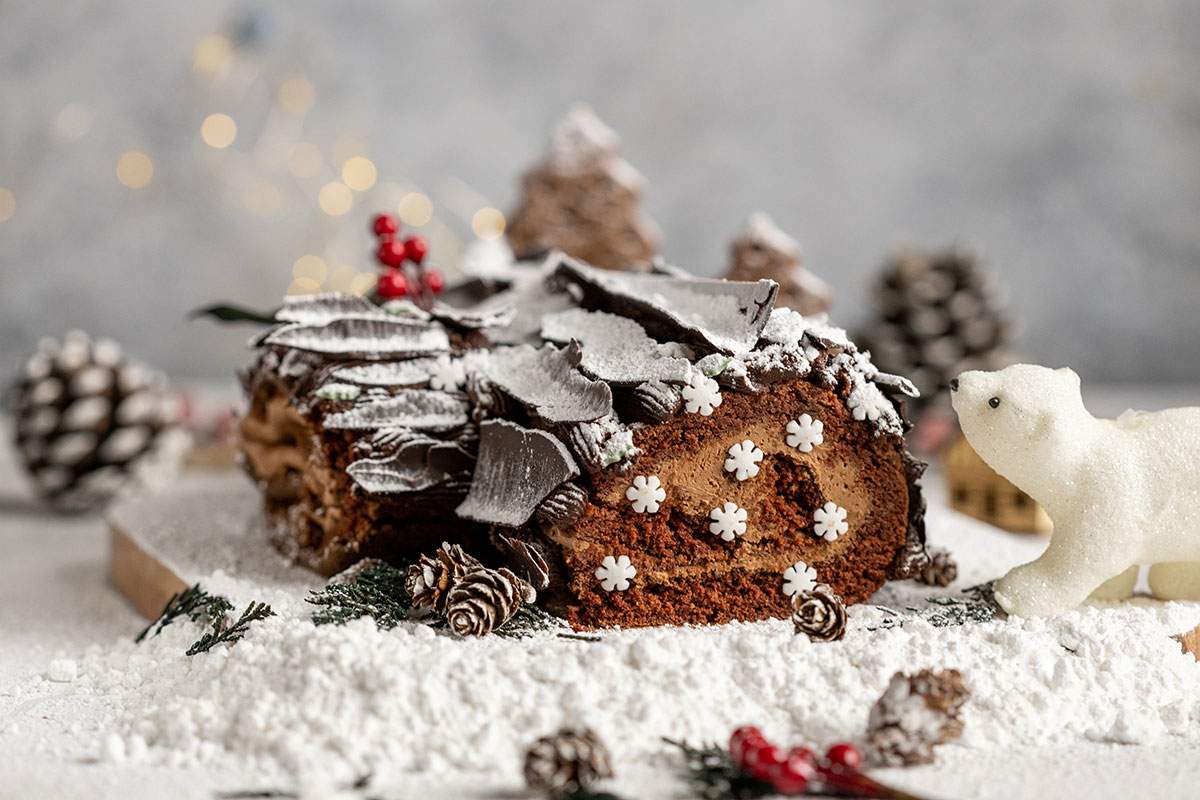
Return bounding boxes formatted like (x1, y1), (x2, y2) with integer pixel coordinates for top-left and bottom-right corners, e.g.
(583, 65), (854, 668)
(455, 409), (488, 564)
(595, 554), (636, 592)
(785, 414), (824, 452)
(625, 475), (666, 513)
(681, 372), (722, 416)
(847, 381), (890, 422)
(708, 502), (748, 541)
(428, 357), (467, 392)
(813, 501), (849, 542)
(723, 439), (764, 481)
(782, 561), (819, 597)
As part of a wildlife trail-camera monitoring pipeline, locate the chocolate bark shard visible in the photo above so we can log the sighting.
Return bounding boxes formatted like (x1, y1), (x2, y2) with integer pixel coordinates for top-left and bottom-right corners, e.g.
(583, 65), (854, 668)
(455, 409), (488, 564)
(263, 317), (451, 359)
(429, 302), (517, 331)
(483, 342), (613, 424)
(322, 389), (469, 432)
(330, 359), (440, 388)
(346, 441), (450, 494)
(456, 419), (580, 527)
(541, 308), (691, 385)
(552, 255), (778, 355)
(275, 293), (391, 326)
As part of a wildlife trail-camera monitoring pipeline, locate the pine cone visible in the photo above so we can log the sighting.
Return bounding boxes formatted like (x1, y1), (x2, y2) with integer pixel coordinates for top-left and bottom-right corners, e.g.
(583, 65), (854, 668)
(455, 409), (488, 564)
(917, 549), (958, 588)
(631, 380), (682, 422)
(444, 566), (535, 637)
(857, 248), (1014, 411)
(9, 332), (184, 512)
(523, 728), (614, 794)
(792, 584), (848, 642)
(865, 669), (969, 766)
(404, 542), (481, 614)
(535, 482), (589, 527)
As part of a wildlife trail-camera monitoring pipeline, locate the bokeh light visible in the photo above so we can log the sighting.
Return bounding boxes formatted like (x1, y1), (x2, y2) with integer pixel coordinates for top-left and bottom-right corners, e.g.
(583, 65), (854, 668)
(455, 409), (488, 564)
(471, 207), (506, 240)
(331, 135), (367, 167)
(341, 156), (378, 192)
(350, 272), (377, 296)
(52, 103), (92, 141)
(277, 77), (315, 116)
(200, 113), (238, 149)
(193, 34), (233, 76)
(397, 192), (433, 227)
(292, 255), (328, 283)
(116, 151), (154, 189)
(287, 277), (322, 295)
(318, 182), (354, 216)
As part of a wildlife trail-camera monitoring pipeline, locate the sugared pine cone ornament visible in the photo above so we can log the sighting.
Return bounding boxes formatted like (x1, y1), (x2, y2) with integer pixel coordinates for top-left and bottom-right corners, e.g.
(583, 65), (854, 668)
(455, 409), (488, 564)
(631, 380), (682, 423)
(444, 565), (536, 637)
(9, 331), (186, 512)
(916, 548), (958, 587)
(404, 542), (481, 615)
(523, 728), (614, 795)
(865, 668), (969, 766)
(535, 482), (589, 527)
(792, 584), (848, 642)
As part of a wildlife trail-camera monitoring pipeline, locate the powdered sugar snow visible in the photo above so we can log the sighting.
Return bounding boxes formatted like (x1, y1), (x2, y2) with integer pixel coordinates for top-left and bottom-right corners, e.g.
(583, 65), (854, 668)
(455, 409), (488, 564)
(7, 473), (1200, 795)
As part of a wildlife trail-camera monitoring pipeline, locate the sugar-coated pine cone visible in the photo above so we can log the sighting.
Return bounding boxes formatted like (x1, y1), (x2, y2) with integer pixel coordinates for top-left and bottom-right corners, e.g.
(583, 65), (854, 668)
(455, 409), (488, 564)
(523, 728), (615, 794)
(917, 548), (958, 588)
(9, 331), (184, 512)
(791, 584), (848, 642)
(631, 380), (683, 422)
(534, 481), (590, 527)
(865, 668), (969, 766)
(404, 542), (481, 615)
(444, 566), (535, 637)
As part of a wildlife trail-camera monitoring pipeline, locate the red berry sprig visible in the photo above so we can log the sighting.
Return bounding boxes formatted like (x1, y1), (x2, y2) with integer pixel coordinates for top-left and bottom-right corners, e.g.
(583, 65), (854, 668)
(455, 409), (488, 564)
(369, 214), (443, 310)
(726, 727), (928, 799)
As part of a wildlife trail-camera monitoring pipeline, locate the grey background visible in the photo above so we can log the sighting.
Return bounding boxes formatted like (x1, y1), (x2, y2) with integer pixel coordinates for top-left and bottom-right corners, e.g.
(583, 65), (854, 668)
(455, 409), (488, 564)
(1, 1), (1198, 382)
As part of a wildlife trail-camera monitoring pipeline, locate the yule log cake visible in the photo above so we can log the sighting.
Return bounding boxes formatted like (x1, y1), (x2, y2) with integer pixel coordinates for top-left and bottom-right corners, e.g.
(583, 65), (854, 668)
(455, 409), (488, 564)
(238, 254), (929, 629)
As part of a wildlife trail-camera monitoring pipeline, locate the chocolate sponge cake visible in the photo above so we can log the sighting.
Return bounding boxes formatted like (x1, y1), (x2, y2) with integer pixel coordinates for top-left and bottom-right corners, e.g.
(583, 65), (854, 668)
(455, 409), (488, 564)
(238, 253), (929, 629)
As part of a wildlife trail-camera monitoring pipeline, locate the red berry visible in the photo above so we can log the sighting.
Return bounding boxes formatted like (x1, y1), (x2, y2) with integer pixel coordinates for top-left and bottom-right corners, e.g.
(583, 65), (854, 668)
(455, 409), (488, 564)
(744, 743), (784, 781)
(376, 268), (408, 299)
(404, 235), (428, 264)
(372, 213), (399, 237)
(729, 726), (765, 762)
(376, 239), (406, 268)
(772, 751), (816, 794)
(422, 269), (445, 294)
(825, 742), (863, 770)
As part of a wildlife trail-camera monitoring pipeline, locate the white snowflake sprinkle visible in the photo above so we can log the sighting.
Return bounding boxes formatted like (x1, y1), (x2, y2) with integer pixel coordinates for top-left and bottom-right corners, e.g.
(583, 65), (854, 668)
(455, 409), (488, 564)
(813, 501), (849, 542)
(681, 372), (722, 416)
(709, 502), (748, 541)
(782, 561), (819, 597)
(723, 439), (764, 481)
(595, 555), (636, 592)
(847, 381), (890, 422)
(428, 357), (467, 392)
(785, 414), (824, 452)
(625, 475), (666, 513)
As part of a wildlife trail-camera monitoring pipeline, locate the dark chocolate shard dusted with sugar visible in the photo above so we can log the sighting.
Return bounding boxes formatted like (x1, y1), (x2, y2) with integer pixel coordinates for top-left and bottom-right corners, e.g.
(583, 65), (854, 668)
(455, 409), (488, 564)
(483, 341), (613, 423)
(275, 293), (391, 326)
(263, 317), (450, 359)
(346, 440), (455, 494)
(323, 389), (469, 432)
(456, 419), (580, 527)
(541, 308), (691, 385)
(552, 255), (778, 355)
(429, 302), (517, 331)
(330, 359), (439, 388)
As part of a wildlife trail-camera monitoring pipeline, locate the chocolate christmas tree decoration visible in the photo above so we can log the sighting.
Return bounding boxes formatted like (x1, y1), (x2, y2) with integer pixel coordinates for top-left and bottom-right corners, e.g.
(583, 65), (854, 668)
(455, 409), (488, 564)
(553, 257), (778, 355)
(725, 212), (832, 315)
(482, 341), (613, 424)
(322, 390), (469, 432)
(507, 104), (659, 270)
(541, 308), (691, 385)
(456, 419), (580, 527)
(263, 317), (451, 359)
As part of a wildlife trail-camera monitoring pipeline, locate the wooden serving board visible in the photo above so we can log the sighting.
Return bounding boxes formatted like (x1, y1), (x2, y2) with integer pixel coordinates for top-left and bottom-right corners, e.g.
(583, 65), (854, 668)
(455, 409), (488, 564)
(109, 519), (189, 621)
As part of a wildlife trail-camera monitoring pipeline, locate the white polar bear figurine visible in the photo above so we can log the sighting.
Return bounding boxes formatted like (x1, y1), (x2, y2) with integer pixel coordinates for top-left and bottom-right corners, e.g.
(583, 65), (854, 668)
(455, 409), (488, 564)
(951, 363), (1200, 617)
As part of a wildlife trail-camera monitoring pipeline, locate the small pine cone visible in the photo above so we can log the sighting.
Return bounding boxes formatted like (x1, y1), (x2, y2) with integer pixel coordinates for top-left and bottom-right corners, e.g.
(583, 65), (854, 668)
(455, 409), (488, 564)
(535, 482), (589, 527)
(404, 542), (481, 615)
(865, 669), (969, 767)
(791, 584), (847, 642)
(10, 331), (184, 512)
(631, 380), (682, 422)
(891, 539), (931, 581)
(523, 728), (614, 794)
(917, 549), (958, 588)
(445, 566), (535, 637)
(565, 422), (604, 471)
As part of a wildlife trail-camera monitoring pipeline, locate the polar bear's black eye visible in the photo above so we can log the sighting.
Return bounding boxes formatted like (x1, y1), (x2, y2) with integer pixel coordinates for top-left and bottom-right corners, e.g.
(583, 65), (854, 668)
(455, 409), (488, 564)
(988, 396), (1001, 409)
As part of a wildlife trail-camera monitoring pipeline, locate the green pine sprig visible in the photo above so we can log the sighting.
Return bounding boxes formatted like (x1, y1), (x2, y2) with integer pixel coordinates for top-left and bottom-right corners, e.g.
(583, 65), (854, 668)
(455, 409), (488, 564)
(189, 302), (280, 325)
(307, 560), (412, 629)
(135, 584), (234, 643)
(663, 738), (775, 800)
(186, 601), (275, 656)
